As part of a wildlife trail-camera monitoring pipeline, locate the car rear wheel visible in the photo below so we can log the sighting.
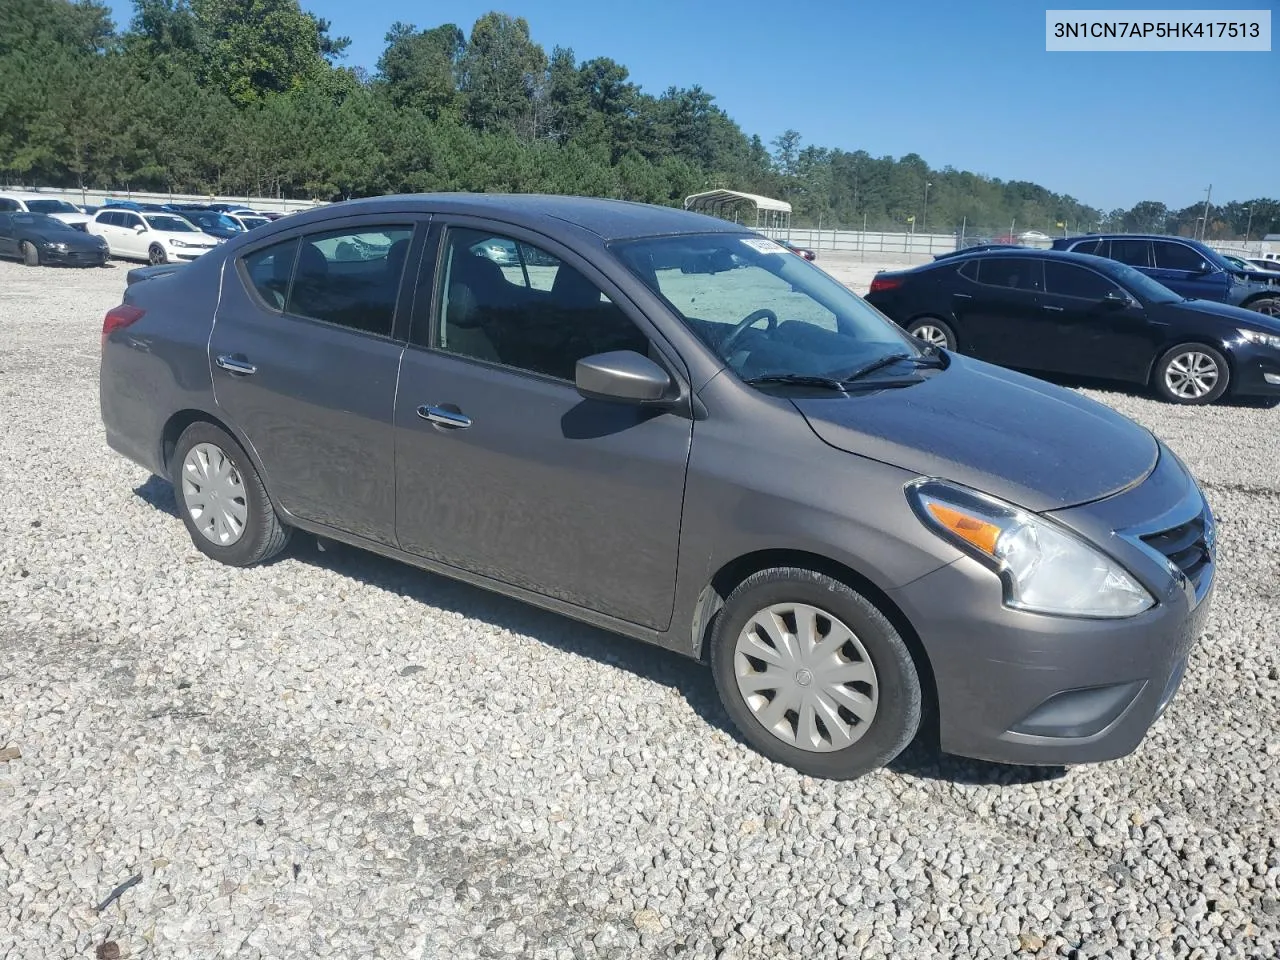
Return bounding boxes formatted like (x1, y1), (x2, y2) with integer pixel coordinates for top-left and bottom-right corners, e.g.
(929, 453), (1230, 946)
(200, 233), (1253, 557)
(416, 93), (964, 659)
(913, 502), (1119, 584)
(1154, 343), (1229, 405)
(906, 318), (955, 351)
(171, 422), (291, 566)
(1246, 296), (1280, 318)
(20, 241), (39, 266)
(709, 567), (922, 780)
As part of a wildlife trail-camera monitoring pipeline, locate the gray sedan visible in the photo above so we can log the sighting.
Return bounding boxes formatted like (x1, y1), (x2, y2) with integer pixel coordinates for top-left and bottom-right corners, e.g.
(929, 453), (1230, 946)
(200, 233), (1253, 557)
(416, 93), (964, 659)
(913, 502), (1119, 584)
(100, 194), (1216, 780)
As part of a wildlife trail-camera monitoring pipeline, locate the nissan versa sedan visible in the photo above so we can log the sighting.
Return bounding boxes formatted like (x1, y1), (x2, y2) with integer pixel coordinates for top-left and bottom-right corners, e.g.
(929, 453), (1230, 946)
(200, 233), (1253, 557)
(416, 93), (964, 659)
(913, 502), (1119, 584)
(866, 248), (1280, 406)
(100, 194), (1217, 780)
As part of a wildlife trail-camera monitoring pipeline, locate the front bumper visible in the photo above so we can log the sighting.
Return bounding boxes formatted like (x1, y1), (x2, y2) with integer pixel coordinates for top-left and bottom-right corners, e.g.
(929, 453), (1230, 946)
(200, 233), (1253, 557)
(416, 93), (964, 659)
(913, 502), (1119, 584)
(889, 444), (1215, 766)
(41, 246), (108, 266)
(1229, 342), (1280, 396)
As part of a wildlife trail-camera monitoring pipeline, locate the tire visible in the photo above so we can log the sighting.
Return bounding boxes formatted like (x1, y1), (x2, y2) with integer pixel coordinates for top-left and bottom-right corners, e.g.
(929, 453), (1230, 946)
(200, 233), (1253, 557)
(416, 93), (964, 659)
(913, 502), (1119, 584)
(1153, 342), (1229, 405)
(709, 567), (922, 780)
(170, 422), (291, 567)
(906, 317), (955, 351)
(21, 241), (39, 266)
(148, 244), (168, 266)
(1245, 296), (1280, 318)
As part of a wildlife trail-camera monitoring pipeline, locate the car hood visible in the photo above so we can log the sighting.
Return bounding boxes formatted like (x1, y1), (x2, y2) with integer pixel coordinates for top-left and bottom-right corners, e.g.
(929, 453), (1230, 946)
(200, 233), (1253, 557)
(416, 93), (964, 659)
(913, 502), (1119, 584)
(792, 353), (1159, 513)
(1167, 296), (1280, 334)
(47, 212), (91, 226)
(26, 227), (105, 248)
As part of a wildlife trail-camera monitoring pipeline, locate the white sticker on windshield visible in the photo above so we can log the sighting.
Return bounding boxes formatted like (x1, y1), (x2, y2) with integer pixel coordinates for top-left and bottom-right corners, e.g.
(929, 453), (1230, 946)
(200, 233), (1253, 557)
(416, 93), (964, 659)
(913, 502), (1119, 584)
(741, 238), (788, 254)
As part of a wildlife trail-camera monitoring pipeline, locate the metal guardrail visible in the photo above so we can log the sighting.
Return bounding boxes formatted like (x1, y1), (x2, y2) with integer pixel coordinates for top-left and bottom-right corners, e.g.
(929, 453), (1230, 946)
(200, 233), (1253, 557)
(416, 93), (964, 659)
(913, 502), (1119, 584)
(0, 184), (328, 214)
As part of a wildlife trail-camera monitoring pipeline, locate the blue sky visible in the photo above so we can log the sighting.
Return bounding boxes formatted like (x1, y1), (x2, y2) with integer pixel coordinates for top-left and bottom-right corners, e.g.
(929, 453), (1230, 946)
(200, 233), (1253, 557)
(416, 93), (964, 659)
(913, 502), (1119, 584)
(105, 0), (1277, 211)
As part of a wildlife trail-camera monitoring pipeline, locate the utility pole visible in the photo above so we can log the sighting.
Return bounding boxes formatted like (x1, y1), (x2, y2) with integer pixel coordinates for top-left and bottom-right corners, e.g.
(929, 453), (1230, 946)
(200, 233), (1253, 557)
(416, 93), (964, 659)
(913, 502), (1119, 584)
(1245, 205), (1254, 243)
(1199, 184), (1212, 240)
(923, 181), (932, 232)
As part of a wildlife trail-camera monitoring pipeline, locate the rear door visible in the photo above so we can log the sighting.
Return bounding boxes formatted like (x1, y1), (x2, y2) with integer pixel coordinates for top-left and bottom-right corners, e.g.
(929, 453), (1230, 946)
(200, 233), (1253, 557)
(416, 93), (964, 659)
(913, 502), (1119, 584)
(1038, 261), (1163, 383)
(1150, 239), (1230, 302)
(951, 257), (1053, 369)
(209, 215), (422, 545)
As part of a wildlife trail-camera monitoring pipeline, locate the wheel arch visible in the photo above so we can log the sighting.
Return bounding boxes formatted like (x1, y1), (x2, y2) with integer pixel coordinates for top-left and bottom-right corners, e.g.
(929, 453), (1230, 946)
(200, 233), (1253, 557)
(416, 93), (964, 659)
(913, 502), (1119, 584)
(159, 408), (277, 502)
(1145, 336), (1236, 387)
(690, 548), (939, 739)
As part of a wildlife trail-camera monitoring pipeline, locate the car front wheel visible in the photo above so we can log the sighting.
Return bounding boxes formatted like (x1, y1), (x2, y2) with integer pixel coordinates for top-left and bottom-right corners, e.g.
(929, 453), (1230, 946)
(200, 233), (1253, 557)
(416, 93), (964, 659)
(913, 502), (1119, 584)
(171, 422), (291, 566)
(148, 243), (168, 265)
(21, 241), (39, 266)
(1154, 343), (1229, 405)
(709, 567), (922, 780)
(1246, 296), (1280, 318)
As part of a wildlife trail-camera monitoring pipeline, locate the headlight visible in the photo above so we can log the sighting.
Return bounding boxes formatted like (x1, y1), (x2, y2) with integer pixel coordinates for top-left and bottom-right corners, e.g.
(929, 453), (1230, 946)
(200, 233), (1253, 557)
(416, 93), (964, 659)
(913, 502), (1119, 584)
(170, 239), (190, 248)
(906, 479), (1155, 618)
(48, 241), (69, 251)
(1238, 327), (1280, 349)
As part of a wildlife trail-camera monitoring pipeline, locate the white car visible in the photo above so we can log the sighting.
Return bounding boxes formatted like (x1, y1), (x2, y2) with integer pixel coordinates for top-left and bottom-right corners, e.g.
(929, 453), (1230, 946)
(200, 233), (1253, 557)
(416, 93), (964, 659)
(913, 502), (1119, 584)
(224, 211), (273, 231)
(0, 193), (93, 231)
(87, 209), (222, 265)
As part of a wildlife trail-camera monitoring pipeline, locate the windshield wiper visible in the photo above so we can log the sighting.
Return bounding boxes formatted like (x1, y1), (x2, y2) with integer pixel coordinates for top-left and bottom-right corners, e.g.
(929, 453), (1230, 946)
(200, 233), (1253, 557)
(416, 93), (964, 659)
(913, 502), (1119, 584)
(743, 373), (848, 391)
(842, 352), (942, 382)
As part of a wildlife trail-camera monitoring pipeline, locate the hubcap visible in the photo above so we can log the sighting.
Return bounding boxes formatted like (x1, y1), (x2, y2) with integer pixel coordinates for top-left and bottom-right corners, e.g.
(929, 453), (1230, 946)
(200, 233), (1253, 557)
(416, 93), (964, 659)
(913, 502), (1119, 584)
(1256, 300), (1280, 318)
(1165, 351), (1219, 399)
(181, 442), (248, 546)
(733, 603), (879, 753)
(150, 247), (164, 265)
(912, 324), (948, 347)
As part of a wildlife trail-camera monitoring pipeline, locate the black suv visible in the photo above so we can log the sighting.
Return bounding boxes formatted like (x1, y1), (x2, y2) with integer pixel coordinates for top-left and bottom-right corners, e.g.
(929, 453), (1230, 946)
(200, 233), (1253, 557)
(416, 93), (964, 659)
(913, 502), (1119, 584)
(1051, 234), (1280, 317)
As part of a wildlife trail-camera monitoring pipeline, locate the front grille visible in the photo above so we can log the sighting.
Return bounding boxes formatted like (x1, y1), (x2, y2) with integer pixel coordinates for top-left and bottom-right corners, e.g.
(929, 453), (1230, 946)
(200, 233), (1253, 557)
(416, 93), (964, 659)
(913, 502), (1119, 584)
(1141, 508), (1212, 592)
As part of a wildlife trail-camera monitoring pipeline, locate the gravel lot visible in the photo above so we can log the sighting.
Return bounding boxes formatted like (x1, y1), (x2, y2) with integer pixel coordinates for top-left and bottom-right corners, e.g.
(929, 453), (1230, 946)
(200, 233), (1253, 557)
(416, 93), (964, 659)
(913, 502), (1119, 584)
(1, 256), (1278, 960)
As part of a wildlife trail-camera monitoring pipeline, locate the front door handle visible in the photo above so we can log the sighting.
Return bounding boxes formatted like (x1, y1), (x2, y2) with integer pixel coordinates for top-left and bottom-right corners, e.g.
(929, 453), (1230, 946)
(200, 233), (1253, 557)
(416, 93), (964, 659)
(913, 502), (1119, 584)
(953, 292), (973, 299)
(216, 354), (257, 375)
(417, 404), (471, 429)
(1042, 305), (1064, 312)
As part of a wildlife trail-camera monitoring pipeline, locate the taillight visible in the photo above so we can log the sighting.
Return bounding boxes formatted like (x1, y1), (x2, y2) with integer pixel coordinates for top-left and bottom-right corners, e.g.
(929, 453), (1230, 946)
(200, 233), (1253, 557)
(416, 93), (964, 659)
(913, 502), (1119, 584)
(102, 304), (144, 348)
(868, 275), (904, 294)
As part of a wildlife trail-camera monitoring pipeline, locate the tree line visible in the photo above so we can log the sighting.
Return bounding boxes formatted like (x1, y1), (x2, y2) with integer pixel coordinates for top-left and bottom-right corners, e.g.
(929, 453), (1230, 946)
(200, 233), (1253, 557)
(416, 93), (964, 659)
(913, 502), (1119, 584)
(1, 0), (1274, 240)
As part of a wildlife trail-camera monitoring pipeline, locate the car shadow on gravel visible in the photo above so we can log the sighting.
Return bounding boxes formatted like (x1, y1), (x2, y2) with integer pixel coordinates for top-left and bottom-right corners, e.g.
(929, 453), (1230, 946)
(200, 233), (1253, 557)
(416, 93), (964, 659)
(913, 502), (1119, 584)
(1017, 369), (1278, 409)
(134, 473), (1071, 788)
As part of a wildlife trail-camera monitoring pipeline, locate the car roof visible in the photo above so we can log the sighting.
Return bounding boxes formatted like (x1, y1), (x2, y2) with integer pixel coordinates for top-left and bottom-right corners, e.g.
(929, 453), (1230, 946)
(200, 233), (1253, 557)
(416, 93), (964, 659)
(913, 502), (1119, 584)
(268, 193), (747, 242)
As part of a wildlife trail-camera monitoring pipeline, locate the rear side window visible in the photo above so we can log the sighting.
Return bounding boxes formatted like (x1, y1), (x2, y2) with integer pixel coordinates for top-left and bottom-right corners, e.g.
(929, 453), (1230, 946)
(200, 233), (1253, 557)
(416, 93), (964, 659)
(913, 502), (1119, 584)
(976, 258), (1042, 290)
(1110, 239), (1151, 268)
(1152, 241), (1206, 271)
(1070, 239), (1101, 256)
(241, 238), (299, 311)
(284, 225), (414, 337)
(0, 198), (18, 212)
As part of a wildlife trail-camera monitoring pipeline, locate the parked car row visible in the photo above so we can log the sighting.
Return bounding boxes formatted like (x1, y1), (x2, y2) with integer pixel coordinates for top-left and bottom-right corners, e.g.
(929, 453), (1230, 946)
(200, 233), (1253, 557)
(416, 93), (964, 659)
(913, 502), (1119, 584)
(866, 243), (1280, 406)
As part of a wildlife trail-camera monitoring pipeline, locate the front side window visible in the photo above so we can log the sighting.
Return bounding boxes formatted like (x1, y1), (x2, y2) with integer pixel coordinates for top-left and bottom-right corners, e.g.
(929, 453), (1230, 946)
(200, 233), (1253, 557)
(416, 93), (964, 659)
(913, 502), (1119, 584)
(611, 232), (921, 382)
(0, 199), (19, 212)
(285, 225), (414, 336)
(1070, 239), (1101, 256)
(1152, 241), (1208, 272)
(433, 227), (649, 380)
(25, 199), (79, 214)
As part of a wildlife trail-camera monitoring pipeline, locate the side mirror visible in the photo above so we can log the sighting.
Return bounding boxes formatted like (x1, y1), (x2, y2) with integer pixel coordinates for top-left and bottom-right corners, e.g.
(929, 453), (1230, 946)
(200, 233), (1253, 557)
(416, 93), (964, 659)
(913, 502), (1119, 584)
(134, 224), (147, 233)
(575, 350), (672, 404)
(1102, 290), (1130, 308)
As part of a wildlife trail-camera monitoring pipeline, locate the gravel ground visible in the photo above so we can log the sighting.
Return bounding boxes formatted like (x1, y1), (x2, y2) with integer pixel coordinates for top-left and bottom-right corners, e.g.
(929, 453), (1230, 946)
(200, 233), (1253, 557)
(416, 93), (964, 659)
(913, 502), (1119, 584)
(1, 257), (1279, 960)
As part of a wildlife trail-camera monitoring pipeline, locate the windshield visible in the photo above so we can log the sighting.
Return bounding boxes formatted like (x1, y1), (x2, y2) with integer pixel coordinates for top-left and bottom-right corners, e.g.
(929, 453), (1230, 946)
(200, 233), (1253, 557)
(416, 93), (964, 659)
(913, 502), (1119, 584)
(144, 214), (196, 232)
(190, 212), (242, 231)
(25, 199), (80, 214)
(611, 233), (923, 382)
(1101, 260), (1185, 303)
(13, 213), (73, 231)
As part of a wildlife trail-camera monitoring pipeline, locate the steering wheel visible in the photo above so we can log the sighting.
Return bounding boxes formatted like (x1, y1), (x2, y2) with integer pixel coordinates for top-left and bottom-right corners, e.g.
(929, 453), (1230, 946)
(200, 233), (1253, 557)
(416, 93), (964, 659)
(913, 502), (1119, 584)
(720, 308), (778, 354)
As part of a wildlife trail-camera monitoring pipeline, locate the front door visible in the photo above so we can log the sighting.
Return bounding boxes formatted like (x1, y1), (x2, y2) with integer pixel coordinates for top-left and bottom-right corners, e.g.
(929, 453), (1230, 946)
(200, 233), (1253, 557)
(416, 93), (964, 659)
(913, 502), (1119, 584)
(393, 221), (693, 629)
(1149, 239), (1230, 302)
(209, 217), (421, 545)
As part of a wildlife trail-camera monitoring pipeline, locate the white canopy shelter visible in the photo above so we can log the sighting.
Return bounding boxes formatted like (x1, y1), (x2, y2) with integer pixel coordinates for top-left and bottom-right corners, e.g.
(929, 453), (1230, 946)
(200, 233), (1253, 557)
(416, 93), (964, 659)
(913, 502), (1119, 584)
(684, 189), (792, 230)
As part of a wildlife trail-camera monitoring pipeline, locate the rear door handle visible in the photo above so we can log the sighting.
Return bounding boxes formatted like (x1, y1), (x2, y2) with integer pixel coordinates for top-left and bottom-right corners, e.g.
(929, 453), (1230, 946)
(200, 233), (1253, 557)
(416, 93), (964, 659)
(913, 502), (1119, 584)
(1042, 305), (1064, 312)
(417, 404), (471, 429)
(953, 292), (973, 299)
(215, 354), (257, 375)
